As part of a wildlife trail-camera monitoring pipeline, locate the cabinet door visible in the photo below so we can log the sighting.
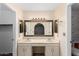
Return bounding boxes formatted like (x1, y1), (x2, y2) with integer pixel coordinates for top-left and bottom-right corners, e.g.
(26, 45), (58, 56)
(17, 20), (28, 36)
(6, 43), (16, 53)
(45, 46), (53, 56)
(53, 46), (59, 56)
(24, 45), (32, 56)
(24, 47), (28, 56)
(45, 44), (59, 56)
(17, 45), (25, 56)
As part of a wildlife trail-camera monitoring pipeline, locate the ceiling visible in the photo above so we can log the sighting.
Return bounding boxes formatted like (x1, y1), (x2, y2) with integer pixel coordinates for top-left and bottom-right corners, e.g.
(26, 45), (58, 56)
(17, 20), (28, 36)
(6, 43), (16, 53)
(9, 3), (60, 11)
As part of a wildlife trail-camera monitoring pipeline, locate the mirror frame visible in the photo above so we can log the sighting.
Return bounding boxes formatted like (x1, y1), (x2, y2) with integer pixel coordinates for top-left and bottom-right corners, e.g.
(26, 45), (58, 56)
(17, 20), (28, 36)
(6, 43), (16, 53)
(24, 20), (54, 37)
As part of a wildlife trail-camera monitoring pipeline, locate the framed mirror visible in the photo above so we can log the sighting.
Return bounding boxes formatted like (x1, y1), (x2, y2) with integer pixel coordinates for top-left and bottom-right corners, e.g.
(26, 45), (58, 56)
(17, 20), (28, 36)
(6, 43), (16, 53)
(24, 20), (54, 37)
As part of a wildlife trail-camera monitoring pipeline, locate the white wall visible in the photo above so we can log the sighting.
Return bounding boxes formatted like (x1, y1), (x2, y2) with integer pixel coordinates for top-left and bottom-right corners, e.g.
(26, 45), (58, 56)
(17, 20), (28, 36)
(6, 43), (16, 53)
(6, 3), (24, 38)
(6, 3), (23, 20)
(5, 3), (24, 56)
(23, 11), (54, 20)
(0, 4), (15, 24)
(53, 4), (67, 56)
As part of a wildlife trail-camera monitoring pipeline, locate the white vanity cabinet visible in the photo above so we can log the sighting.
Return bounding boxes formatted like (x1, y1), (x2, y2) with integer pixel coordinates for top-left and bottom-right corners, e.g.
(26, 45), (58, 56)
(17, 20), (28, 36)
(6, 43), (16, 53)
(17, 44), (25, 56)
(45, 44), (59, 56)
(17, 43), (59, 56)
(52, 45), (59, 56)
(17, 44), (32, 56)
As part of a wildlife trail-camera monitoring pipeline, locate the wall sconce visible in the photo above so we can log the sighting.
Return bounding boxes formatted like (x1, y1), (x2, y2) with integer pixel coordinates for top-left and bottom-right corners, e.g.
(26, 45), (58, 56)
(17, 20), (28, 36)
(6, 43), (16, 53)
(55, 19), (63, 24)
(32, 18), (46, 20)
(55, 20), (58, 24)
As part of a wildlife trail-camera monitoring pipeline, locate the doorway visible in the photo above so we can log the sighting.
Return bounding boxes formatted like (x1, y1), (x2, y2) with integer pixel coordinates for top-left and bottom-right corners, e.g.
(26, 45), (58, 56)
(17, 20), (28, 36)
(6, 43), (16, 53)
(32, 46), (45, 56)
(70, 3), (79, 56)
(0, 24), (13, 56)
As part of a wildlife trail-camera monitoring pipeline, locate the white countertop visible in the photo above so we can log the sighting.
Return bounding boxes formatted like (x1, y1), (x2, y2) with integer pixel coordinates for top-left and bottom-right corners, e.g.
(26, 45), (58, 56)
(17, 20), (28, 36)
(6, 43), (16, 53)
(17, 37), (59, 44)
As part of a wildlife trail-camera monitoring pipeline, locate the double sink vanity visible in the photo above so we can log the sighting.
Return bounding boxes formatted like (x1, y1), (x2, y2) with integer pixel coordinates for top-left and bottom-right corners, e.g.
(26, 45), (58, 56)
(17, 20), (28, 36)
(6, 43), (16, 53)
(17, 36), (59, 56)
(17, 19), (59, 56)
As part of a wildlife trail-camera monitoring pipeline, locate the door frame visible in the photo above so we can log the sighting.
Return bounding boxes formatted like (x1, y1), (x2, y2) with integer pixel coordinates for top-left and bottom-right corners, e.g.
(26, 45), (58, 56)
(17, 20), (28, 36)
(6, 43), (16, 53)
(67, 3), (74, 56)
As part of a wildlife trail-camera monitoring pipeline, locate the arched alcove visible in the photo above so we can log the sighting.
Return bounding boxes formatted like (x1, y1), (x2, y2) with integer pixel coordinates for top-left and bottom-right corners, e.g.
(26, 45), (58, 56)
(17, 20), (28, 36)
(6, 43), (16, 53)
(34, 23), (44, 35)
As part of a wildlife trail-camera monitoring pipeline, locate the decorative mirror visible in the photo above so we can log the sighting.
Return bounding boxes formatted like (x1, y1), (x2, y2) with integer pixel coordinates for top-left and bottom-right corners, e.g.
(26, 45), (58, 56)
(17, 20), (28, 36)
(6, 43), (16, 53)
(24, 20), (54, 37)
